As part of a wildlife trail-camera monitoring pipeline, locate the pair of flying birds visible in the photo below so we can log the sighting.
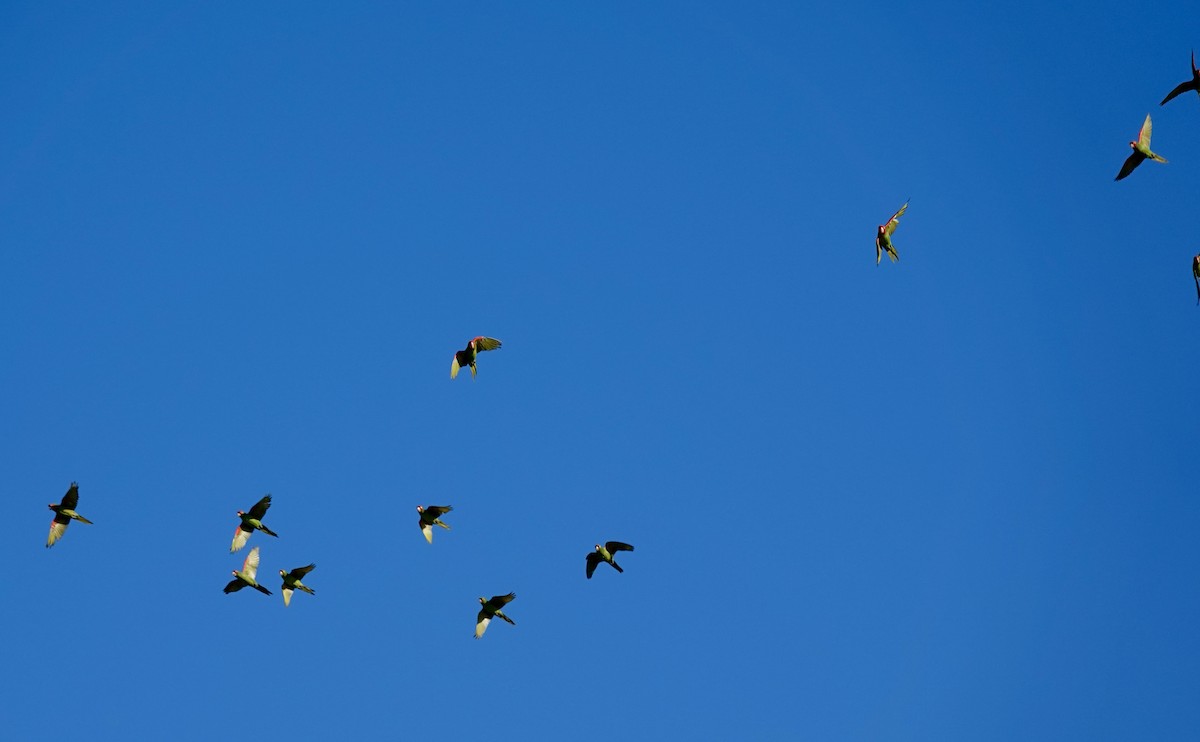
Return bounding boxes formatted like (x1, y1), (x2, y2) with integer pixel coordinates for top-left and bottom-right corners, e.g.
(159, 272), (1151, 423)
(1114, 52), (1200, 181)
(419, 504), (635, 577)
(1116, 52), (1200, 304)
(417, 505), (516, 639)
(472, 542), (635, 639)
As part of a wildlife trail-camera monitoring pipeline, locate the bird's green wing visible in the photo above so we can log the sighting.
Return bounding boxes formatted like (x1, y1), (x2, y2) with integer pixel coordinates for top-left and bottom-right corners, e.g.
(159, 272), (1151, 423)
(1115, 151), (1145, 181)
(242, 547), (261, 581)
(247, 495), (272, 520)
(1138, 115), (1153, 149)
(289, 564), (316, 580)
(425, 505), (453, 518)
(605, 541), (634, 553)
(475, 337), (502, 352)
(451, 355), (461, 379)
(883, 201), (909, 237)
(47, 519), (69, 547)
(224, 578), (246, 594)
(475, 611), (491, 638)
(61, 483), (80, 510)
(586, 552), (602, 579)
(489, 592), (516, 607)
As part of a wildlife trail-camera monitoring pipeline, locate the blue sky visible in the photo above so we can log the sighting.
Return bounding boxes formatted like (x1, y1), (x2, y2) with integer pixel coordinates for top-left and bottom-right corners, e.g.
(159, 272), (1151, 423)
(2, 2), (1199, 739)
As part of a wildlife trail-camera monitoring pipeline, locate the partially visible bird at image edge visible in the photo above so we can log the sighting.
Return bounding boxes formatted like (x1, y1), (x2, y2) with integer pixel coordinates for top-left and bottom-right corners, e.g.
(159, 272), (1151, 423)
(1160, 50), (1200, 106)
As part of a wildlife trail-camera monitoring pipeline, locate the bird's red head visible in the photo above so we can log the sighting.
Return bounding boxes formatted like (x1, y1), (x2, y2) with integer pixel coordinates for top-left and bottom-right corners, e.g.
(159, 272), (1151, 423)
(1129, 141), (1138, 149)
(416, 505), (423, 513)
(595, 544), (601, 550)
(236, 510), (245, 516)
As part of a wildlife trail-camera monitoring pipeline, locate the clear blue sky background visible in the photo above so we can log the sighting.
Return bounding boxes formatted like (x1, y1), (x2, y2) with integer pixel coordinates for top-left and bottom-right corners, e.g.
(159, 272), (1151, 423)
(2, 2), (1198, 739)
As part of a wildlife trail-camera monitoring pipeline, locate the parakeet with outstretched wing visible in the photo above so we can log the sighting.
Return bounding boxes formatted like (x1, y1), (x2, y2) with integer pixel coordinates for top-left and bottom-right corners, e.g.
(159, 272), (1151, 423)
(46, 482), (93, 548)
(224, 546), (272, 596)
(876, 201), (908, 265)
(279, 563), (316, 606)
(586, 541), (635, 579)
(1115, 115), (1167, 181)
(417, 505), (453, 544)
(475, 592), (516, 639)
(451, 337), (502, 379)
(231, 494), (278, 552)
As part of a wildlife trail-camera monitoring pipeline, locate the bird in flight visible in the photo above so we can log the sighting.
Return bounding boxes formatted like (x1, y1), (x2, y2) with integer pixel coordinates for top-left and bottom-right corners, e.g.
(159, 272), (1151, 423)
(876, 201), (908, 265)
(1160, 51), (1200, 107)
(231, 494), (278, 552)
(1115, 115), (1168, 181)
(475, 592), (516, 639)
(1192, 254), (1200, 305)
(586, 541), (635, 579)
(279, 564), (316, 607)
(224, 546), (272, 596)
(416, 505), (453, 544)
(46, 482), (94, 548)
(451, 337), (502, 379)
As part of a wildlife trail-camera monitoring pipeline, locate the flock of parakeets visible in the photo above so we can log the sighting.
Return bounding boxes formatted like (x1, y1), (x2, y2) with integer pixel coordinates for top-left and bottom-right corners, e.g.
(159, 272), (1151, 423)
(44, 55), (1200, 634)
(877, 52), (1200, 303)
(44, 336), (635, 640)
